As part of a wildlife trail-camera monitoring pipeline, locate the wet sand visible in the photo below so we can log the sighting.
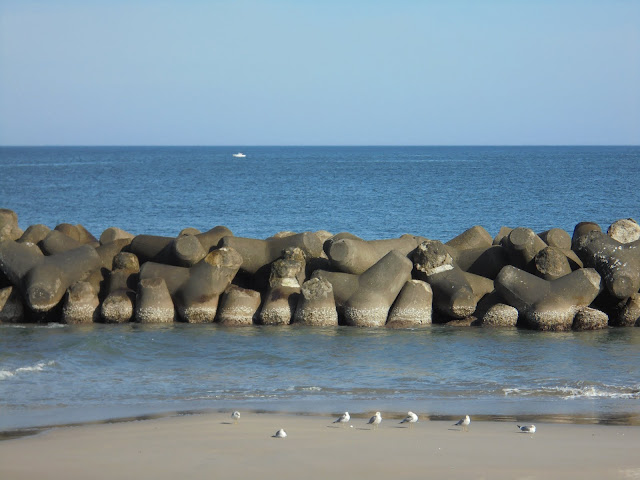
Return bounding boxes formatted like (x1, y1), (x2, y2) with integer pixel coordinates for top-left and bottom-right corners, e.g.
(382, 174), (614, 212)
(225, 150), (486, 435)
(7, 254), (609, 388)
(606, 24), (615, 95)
(1, 412), (639, 479)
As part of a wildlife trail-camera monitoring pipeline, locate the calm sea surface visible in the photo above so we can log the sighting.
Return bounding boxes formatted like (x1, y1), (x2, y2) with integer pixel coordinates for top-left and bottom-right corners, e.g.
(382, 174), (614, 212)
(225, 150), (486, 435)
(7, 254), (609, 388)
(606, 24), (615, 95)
(1, 146), (639, 429)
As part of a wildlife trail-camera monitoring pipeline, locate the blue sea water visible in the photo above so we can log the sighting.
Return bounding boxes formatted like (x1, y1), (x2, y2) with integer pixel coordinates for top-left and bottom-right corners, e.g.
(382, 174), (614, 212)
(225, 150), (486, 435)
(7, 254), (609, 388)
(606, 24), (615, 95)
(1, 146), (639, 430)
(1, 146), (639, 240)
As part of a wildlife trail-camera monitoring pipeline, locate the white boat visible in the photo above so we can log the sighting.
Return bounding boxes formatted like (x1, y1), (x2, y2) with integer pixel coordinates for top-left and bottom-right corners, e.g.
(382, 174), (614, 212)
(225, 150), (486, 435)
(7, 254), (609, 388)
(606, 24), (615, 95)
(232, 152), (246, 158)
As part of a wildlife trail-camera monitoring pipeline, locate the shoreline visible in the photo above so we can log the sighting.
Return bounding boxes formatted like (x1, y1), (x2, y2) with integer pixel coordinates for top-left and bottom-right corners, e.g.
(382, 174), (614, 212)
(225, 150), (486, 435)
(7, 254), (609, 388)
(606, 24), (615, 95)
(1, 411), (639, 480)
(3, 407), (640, 442)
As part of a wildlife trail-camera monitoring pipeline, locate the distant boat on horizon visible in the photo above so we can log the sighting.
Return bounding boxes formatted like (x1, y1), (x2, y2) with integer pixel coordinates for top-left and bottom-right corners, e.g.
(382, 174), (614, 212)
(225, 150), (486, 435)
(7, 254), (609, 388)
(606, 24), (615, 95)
(232, 152), (246, 158)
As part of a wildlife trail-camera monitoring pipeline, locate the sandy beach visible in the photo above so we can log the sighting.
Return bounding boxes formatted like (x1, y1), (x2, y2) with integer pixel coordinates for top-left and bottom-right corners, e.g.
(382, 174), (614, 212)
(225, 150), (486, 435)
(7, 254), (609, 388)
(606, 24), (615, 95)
(1, 412), (639, 480)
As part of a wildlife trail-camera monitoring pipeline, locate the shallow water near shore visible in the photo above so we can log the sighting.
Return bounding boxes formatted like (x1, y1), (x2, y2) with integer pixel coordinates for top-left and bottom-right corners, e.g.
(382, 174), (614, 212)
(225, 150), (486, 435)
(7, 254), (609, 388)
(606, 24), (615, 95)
(1, 324), (639, 430)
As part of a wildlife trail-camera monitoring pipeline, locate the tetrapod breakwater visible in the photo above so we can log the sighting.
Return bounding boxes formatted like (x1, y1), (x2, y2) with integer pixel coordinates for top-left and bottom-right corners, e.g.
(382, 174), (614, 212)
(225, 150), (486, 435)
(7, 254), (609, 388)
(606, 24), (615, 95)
(1, 208), (639, 331)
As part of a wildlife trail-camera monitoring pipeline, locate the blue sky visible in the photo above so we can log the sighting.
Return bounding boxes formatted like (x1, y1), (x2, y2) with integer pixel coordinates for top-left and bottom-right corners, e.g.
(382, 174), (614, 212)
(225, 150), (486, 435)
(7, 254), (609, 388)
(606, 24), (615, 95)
(0, 0), (638, 145)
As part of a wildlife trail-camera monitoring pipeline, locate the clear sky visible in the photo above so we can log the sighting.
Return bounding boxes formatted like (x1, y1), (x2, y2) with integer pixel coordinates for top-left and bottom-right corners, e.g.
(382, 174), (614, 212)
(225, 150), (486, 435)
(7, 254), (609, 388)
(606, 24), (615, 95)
(0, 0), (638, 145)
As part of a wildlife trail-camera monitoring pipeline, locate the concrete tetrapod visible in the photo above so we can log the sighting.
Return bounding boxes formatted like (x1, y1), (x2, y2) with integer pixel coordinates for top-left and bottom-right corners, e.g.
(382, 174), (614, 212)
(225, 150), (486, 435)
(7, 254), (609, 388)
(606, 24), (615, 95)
(495, 265), (602, 331)
(444, 245), (509, 280)
(572, 230), (640, 300)
(293, 277), (338, 326)
(101, 252), (140, 323)
(474, 292), (519, 328)
(571, 222), (602, 249)
(54, 223), (99, 246)
(170, 234), (207, 267)
(614, 293), (640, 327)
(310, 270), (360, 320)
(24, 245), (102, 312)
(99, 227), (135, 245)
(445, 225), (493, 251)
(537, 228), (583, 270)
(0, 240), (101, 312)
(533, 246), (572, 281)
(128, 235), (174, 264)
(413, 240), (477, 320)
(139, 247), (243, 323)
(327, 234), (425, 275)
(178, 227), (201, 236)
(259, 258), (302, 325)
(177, 248), (243, 323)
(493, 226), (513, 246)
(17, 224), (51, 245)
(0, 286), (24, 323)
(40, 229), (84, 255)
(216, 285), (261, 326)
(343, 250), (413, 327)
(463, 272), (495, 309)
(95, 239), (133, 271)
(171, 226), (233, 267)
(538, 228), (572, 250)
(221, 232), (323, 288)
(135, 277), (175, 323)
(607, 218), (640, 244)
(500, 227), (547, 270)
(481, 304), (519, 327)
(572, 307), (609, 330)
(386, 279), (433, 328)
(0, 209), (23, 242)
(282, 246), (307, 286)
(322, 232), (363, 257)
(0, 240), (45, 288)
(62, 281), (100, 324)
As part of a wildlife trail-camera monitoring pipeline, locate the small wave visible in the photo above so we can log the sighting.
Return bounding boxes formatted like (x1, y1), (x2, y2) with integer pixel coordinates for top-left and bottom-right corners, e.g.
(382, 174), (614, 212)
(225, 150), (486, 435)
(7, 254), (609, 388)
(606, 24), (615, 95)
(285, 386), (323, 392)
(0, 323), (67, 329)
(504, 384), (640, 400)
(0, 360), (57, 381)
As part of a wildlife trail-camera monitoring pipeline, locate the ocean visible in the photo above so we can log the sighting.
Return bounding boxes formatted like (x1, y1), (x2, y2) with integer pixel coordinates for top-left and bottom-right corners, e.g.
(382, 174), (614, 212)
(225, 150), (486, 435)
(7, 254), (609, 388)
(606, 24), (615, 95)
(1, 146), (639, 430)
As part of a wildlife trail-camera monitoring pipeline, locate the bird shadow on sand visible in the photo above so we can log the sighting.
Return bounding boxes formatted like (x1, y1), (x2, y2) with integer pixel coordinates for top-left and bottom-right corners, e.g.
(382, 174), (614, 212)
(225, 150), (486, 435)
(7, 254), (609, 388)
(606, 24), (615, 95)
(220, 422), (234, 425)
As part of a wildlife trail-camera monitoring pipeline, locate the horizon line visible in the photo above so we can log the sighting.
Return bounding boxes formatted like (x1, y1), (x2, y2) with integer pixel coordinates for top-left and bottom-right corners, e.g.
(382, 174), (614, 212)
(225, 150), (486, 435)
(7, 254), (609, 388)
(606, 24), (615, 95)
(1, 144), (639, 148)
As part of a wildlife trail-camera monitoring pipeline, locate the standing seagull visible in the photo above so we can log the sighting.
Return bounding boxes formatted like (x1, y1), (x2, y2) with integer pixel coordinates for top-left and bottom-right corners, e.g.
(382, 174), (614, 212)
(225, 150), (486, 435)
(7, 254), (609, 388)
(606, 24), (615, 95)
(333, 412), (350, 427)
(517, 424), (536, 434)
(453, 415), (471, 432)
(273, 429), (287, 438)
(400, 411), (419, 428)
(367, 411), (382, 429)
(231, 411), (241, 424)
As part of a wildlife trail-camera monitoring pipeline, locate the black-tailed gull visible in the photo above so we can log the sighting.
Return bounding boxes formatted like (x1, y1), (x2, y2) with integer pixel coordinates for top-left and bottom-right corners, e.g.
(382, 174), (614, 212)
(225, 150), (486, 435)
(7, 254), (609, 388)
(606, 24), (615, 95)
(333, 412), (350, 427)
(517, 424), (536, 433)
(273, 428), (287, 438)
(453, 415), (470, 431)
(400, 411), (418, 427)
(367, 411), (382, 429)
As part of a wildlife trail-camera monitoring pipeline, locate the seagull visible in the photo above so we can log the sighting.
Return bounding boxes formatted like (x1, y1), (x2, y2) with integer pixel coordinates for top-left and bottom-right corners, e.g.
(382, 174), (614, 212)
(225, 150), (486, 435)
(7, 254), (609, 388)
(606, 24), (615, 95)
(273, 429), (287, 438)
(517, 424), (536, 434)
(333, 412), (350, 427)
(400, 411), (418, 427)
(367, 411), (382, 429)
(453, 415), (470, 432)
(231, 411), (241, 424)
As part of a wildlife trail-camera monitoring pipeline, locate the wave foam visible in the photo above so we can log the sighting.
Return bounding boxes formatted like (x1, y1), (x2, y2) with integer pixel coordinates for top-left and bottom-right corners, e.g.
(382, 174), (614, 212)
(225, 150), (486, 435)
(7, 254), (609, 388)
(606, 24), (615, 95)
(504, 383), (640, 400)
(0, 360), (56, 381)
(285, 386), (323, 392)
